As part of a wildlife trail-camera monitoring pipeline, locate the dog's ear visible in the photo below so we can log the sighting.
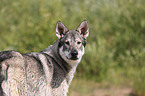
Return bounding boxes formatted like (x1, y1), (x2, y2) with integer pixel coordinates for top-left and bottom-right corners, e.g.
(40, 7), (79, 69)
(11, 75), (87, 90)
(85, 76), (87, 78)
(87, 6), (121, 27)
(77, 20), (89, 39)
(56, 21), (68, 38)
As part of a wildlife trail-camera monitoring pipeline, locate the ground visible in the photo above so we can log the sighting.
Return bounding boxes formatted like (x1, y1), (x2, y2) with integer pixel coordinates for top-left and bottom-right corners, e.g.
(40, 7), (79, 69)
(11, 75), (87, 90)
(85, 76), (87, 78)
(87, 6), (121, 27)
(68, 79), (132, 96)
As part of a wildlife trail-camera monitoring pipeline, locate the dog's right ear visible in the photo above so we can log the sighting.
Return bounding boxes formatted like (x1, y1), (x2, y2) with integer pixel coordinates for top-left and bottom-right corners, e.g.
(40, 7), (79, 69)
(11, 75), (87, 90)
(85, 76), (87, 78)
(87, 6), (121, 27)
(56, 21), (68, 39)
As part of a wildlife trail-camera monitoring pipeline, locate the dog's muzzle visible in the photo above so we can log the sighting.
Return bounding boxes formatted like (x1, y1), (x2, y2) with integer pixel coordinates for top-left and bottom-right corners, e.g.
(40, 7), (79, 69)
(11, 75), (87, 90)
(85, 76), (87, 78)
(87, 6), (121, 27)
(70, 50), (78, 60)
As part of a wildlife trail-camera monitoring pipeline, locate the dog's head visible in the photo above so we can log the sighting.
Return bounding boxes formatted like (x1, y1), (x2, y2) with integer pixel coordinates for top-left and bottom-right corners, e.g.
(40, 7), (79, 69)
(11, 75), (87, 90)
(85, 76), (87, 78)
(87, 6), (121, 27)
(56, 21), (89, 66)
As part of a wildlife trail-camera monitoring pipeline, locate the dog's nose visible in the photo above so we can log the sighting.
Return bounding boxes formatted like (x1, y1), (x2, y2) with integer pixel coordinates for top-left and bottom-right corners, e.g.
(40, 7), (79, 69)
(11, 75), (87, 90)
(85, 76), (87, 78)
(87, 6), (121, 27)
(71, 50), (78, 57)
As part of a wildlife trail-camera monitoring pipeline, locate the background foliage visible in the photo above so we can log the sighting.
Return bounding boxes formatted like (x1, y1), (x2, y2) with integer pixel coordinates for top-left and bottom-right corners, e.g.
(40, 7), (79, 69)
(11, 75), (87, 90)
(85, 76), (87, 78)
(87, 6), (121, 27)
(0, 0), (145, 95)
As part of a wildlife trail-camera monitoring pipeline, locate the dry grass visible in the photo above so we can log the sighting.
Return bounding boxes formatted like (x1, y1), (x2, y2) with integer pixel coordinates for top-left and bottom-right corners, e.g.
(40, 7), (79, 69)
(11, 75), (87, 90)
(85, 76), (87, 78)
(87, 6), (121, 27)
(68, 79), (132, 96)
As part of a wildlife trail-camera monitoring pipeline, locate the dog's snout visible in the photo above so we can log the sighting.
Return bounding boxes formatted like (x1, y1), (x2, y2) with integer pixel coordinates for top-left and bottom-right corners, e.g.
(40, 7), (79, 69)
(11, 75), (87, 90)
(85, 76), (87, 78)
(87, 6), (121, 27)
(71, 50), (78, 56)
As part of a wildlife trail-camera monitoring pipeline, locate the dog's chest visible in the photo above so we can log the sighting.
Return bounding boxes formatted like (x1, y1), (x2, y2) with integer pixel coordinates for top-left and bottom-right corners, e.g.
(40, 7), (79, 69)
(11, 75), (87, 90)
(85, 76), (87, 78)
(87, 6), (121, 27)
(24, 52), (77, 96)
(27, 76), (69, 96)
(52, 79), (68, 96)
(25, 58), (69, 96)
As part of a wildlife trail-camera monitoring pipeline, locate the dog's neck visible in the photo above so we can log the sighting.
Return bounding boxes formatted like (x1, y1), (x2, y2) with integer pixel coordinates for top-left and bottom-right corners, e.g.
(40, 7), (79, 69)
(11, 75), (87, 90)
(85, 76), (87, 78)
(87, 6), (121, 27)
(53, 40), (80, 84)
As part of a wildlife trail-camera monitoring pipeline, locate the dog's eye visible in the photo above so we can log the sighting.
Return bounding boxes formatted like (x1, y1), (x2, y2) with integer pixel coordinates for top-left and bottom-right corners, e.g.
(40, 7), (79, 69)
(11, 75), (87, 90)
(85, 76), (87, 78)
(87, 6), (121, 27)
(65, 41), (70, 45)
(77, 41), (81, 45)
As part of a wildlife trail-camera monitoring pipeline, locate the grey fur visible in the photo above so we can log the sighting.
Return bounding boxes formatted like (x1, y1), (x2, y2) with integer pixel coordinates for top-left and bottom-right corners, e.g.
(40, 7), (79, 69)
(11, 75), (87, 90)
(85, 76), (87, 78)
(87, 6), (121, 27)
(0, 21), (89, 96)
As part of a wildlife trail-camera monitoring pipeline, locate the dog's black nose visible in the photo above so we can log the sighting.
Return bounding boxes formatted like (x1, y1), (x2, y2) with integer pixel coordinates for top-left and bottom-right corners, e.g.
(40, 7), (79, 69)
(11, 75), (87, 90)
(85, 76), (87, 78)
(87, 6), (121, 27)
(71, 50), (78, 57)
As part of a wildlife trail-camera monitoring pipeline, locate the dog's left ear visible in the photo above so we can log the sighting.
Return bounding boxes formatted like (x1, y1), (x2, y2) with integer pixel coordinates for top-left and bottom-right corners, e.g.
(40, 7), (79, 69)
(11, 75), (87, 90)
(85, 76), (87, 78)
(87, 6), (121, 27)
(77, 20), (89, 39)
(56, 21), (68, 39)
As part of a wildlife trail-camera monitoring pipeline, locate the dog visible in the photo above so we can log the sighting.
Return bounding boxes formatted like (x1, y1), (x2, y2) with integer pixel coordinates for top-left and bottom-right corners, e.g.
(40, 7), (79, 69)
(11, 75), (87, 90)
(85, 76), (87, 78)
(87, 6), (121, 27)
(0, 20), (89, 96)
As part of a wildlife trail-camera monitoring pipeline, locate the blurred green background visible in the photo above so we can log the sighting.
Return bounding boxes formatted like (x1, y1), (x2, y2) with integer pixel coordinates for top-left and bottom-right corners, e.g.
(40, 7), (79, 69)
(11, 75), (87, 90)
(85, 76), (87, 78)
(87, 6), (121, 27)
(0, 0), (145, 96)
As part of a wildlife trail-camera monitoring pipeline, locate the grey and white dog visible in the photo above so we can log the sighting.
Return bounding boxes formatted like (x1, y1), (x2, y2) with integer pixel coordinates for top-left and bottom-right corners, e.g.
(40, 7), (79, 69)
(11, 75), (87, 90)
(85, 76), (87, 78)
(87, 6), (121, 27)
(0, 20), (89, 96)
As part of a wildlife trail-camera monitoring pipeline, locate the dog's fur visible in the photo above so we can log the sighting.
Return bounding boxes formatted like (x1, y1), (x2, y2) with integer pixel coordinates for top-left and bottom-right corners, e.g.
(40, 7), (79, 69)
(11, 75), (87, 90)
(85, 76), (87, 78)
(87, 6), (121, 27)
(0, 21), (89, 96)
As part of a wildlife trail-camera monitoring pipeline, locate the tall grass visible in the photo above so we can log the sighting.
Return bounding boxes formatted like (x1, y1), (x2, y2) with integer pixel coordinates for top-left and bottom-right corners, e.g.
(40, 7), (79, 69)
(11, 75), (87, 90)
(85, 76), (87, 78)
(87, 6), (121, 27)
(0, 0), (145, 95)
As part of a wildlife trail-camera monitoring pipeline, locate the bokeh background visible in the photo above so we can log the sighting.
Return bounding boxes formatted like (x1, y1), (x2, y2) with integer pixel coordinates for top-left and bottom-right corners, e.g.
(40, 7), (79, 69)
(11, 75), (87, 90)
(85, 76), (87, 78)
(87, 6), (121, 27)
(0, 0), (145, 96)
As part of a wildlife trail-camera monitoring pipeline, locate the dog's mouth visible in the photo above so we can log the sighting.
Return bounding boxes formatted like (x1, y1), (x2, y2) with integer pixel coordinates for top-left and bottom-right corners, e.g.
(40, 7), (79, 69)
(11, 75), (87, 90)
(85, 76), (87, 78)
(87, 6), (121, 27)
(66, 56), (79, 60)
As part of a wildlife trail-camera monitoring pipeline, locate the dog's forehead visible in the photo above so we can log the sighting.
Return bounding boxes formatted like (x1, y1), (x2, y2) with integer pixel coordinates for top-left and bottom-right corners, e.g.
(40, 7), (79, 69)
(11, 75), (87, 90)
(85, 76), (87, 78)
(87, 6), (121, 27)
(64, 30), (82, 41)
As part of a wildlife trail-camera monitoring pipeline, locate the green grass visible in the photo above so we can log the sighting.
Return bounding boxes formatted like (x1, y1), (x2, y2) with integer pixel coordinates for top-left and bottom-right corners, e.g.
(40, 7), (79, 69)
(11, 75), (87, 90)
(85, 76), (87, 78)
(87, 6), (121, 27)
(0, 0), (145, 95)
